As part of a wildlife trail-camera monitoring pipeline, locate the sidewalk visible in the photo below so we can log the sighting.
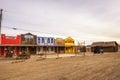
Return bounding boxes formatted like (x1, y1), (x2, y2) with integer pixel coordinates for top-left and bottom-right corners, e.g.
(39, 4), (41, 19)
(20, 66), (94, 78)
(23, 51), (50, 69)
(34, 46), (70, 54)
(0, 52), (94, 60)
(37, 53), (93, 58)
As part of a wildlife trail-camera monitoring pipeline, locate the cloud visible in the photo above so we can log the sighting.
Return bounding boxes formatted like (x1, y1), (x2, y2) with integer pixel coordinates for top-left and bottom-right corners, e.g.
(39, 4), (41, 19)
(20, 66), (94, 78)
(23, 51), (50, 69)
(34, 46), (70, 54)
(0, 0), (120, 45)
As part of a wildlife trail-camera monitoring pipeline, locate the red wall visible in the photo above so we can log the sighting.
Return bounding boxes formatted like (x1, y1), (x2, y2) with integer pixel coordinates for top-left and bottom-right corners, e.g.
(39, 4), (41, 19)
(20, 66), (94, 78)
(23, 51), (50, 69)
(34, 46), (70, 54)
(0, 47), (20, 56)
(0, 47), (4, 56)
(1, 34), (20, 45)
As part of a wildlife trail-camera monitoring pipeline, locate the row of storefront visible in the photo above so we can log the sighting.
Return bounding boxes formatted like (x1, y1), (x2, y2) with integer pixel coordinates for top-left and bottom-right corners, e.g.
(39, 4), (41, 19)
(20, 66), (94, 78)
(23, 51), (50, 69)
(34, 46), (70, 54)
(0, 33), (76, 56)
(0, 32), (119, 56)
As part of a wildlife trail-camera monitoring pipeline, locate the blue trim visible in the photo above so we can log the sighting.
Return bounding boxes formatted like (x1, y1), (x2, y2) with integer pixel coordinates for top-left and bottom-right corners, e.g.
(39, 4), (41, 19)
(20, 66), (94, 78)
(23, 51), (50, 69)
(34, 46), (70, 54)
(37, 36), (55, 46)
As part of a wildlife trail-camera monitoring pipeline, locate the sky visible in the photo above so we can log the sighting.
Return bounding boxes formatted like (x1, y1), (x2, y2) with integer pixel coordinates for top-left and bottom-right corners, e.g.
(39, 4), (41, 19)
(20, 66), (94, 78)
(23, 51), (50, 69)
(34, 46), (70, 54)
(0, 0), (120, 45)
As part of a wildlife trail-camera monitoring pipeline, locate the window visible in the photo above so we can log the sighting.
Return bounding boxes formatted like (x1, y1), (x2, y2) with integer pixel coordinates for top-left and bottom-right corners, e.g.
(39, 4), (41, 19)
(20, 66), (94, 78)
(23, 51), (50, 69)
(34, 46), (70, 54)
(23, 36), (25, 41)
(38, 38), (40, 43)
(42, 38), (44, 43)
(48, 38), (50, 43)
(25, 35), (33, 38)
(51, 38), (54, 43)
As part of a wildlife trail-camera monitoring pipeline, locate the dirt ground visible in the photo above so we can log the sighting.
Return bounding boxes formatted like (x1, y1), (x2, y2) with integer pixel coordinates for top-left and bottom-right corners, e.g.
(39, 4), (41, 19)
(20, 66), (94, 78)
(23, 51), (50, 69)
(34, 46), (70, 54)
(0, 52), (120, 80)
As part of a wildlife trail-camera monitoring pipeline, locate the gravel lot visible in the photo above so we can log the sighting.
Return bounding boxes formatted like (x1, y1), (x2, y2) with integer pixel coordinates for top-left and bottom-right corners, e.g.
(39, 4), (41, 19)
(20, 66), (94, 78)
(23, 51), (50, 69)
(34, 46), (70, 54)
(0, 52), (120, 80)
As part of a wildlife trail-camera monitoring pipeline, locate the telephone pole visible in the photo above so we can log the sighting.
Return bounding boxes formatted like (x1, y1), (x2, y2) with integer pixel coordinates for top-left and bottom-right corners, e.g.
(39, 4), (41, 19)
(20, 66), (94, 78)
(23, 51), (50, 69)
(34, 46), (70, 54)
(0, 9), (3, 44)
(83, 41), (85, 56)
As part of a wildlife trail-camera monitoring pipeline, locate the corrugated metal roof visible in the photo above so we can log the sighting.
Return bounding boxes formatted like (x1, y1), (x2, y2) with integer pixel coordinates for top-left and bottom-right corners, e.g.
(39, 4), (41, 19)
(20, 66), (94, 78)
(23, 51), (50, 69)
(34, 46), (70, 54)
(91, 41), (118, 47)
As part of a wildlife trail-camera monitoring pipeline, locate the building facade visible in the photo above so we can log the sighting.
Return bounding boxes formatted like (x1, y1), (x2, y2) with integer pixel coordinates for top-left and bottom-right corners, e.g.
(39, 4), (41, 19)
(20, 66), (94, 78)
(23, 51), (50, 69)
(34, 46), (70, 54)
(0, 34), (21, 56)
(20, 33), (37, 54)
(64, 37), (75, 53)
(91, 41), (119, 53)
(55, 38), (65, 53)
(36, 36), (55, 54)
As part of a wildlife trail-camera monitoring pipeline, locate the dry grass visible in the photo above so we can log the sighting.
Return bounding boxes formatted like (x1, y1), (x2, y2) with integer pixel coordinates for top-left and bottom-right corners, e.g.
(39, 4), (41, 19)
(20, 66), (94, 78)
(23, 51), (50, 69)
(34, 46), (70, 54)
(0, 53), (120, 80)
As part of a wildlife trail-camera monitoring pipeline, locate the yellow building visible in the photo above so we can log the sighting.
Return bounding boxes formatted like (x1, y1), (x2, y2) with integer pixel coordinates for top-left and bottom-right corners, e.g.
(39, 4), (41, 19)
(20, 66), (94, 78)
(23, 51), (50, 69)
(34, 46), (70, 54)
(55, 38), (65, 46)
(64, 37), (75, 53)
(55, 38), (65, 53)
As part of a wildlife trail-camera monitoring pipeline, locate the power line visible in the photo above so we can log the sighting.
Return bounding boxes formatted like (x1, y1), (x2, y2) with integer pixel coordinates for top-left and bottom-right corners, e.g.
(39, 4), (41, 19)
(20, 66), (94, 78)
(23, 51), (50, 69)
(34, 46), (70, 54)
(2, 10), (84, 38)
(1, 10), (93, 45)
(2, 25), (68, 37)
(2, 25), (94, 45)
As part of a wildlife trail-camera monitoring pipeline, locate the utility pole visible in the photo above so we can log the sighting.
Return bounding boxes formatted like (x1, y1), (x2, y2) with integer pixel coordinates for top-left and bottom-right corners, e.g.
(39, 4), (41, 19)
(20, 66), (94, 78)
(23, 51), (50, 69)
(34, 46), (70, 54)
(80, 41), (86, 57)
(83, 41), (86, 57)
(0, 9), (3, 44)
(56, 46), (59, 58)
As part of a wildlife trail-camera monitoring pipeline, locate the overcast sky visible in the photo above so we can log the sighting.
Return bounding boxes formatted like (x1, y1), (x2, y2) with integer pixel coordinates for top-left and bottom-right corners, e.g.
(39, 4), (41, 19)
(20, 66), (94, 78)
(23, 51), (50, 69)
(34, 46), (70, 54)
(0, 0), (120, 45)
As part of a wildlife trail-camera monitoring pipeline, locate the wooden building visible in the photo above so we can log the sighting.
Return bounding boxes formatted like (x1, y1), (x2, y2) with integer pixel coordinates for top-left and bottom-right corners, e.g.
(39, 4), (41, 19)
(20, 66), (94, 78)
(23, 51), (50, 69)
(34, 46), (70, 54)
(91, 41), (119, 53)
(21, 33), (36, 45)
(20, 33), (37, 54)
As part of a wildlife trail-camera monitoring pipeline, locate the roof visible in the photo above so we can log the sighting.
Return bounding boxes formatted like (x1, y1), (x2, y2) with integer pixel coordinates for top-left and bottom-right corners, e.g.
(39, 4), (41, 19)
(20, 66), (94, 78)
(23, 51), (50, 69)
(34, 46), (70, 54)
(55, 38), (64, 42)
(21, 33), (36, 36)
(37, 36), (54, 38)
(65, 37), (74, 41)
(0, 44), (37, 47)
(91, 41), (118, 47)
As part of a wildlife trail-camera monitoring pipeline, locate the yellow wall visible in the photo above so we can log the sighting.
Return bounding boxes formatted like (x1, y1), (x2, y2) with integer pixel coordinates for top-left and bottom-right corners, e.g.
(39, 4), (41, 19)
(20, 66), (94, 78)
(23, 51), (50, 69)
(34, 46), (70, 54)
(65, 37), (75, 53)
(65, 47), (74, 53)
(65, 43), (74, 46)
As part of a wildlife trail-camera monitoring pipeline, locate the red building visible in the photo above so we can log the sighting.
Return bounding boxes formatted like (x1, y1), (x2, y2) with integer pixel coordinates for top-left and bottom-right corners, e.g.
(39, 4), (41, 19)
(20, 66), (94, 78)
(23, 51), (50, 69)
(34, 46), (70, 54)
(1, 34), (20, 44)
(0, 34), (21, 56)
